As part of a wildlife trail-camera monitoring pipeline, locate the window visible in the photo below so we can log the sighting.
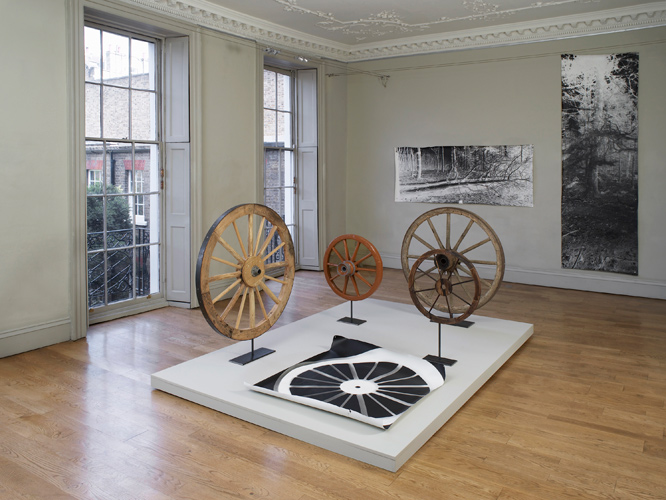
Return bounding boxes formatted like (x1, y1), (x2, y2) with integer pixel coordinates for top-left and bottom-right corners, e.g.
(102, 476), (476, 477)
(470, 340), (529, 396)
(263, 67), (296, 253)
(84, 24), (161, 310)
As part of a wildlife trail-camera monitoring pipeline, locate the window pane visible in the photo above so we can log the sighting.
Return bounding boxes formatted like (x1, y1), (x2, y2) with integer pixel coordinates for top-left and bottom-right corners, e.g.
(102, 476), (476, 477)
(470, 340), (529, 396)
(107, 248), (133, 303)
(86, 141), (104, 251)
(102, 31), (130, 85)
(131, 39), (155, 90)
(264, 109), (277, 144)
(131, 90), (156, 140)
(106, 142), (131, 191)
(277, 72), (291, 111)
(134, 144), (159, 193)
(134, 192), (158, 233)
(263, 69), (276, 109)
(87, 252), (105, 307)
(84, 27), (101, 82)
(85, 83), (101, 137)
(106, 195), (133, 248)
(103, 86), (129, 139)
(135, 244), (157, 297)
(264, 150), (293, 189)
(277, 111), (292, 147)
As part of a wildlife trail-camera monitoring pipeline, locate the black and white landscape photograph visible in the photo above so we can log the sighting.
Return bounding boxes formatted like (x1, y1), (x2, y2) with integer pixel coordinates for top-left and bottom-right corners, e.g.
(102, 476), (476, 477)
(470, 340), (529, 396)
(561, 53), (638, 275)
(395, 145), (533, 206)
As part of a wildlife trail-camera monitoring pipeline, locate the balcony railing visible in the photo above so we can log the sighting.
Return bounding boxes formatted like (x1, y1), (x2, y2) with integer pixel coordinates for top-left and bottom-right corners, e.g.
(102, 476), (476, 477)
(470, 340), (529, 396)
(87, 227), (153, 307)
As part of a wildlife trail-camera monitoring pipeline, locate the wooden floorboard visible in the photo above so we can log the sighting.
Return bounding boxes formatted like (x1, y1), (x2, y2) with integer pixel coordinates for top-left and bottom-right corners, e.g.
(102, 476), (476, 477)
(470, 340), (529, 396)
(0, 269), (664, 499)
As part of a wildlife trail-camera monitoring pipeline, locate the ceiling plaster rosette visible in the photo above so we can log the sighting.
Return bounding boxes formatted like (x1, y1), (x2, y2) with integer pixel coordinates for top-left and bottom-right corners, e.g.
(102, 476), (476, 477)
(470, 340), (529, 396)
(120, 0), (666, 61)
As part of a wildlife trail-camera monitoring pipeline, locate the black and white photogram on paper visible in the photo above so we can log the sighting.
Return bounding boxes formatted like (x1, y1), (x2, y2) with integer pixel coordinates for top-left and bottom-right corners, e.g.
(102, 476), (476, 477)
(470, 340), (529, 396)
(395, 145), (533, 206)
(561, 53), (638, 275)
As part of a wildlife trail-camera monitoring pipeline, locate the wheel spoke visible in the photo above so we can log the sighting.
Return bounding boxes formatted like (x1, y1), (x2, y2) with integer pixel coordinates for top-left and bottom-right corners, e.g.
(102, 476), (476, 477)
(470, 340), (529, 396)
(356, 267), (377, 273)
(219, 284), (245, 321)
(254, 217), (266, 256)
(427, 218), (445, 249)
(460, 237), (491, 255)
(444, 293), (453, 318)
(265, 261), (286, 269)
(216, 234), (244, 264)
(446, 213), (451, 249)
(453, 219), (475, 252)
(355, 252), (373, 266)
(350, 276), (360, 296)
(256, 288), (268, 320)
(257, 225), (278, 257)
(247, 213), (254, 258)
(232, 221), (247, 259)
(413, 233), (435, 251)
(207, 271), (241, 283)
(343, 276), (349, 295)
(453, 268), (475, 302)
(265, 274), (288, 285)
(415, 287), (437, 293)
(428, 294), (441, 314)
(259, 280), (280, 304)
(351, 241), (361, 262)
(468, 259), (497, 266)
(330, 273), (341, 281)
(414, 264), (437, 281)
(212, 278), (241, 304)
(343, 239), (350, 260)
(249, 287), (255, 328)
(264, 241), (285, 261)
(211, 256), (241, 269)
(331, 246), (344, 262)
(356, 273), (372, 288)
(235, 286), (249, 329)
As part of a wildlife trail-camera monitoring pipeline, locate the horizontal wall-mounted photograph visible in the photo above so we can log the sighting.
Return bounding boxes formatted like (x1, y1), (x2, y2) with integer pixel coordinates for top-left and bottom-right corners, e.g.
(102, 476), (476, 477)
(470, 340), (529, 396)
(395, 145), (533, 206)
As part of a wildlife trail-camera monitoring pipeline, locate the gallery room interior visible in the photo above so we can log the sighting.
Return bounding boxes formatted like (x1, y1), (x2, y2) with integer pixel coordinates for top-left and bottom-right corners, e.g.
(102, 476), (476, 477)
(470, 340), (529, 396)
(1, 0), (665, 498)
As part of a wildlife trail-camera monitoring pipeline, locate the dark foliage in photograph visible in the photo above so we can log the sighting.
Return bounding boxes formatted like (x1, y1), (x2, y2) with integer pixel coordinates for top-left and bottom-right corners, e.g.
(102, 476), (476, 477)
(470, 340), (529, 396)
(561, 53), (638, 275)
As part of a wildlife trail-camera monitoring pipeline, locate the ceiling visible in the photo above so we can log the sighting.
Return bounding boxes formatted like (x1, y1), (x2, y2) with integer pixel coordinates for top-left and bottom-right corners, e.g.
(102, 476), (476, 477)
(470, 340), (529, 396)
(131, 0), (666, 60)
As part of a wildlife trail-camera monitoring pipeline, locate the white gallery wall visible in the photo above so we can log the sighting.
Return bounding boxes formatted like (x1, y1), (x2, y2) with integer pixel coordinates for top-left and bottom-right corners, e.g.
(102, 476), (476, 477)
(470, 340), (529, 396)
(345, 27), (666, 299)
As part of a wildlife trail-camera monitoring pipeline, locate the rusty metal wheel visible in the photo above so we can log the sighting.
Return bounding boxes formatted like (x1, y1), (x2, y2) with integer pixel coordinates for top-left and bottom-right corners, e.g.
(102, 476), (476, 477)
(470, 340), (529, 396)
(323, 234), (383, 301)
(196, 203), (295, 341)
(408, 249), (481, 325)
(401, 207), (504, 312)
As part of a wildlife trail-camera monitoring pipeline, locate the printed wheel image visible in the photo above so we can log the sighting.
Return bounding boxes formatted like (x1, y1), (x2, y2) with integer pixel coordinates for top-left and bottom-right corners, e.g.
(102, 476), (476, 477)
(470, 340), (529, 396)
(408, 249), (481, 324)
(252, 336), (445, 429)
(401, 207), (504, 312)
(196, 203), (295, 341)
(323, 234), (383, 301)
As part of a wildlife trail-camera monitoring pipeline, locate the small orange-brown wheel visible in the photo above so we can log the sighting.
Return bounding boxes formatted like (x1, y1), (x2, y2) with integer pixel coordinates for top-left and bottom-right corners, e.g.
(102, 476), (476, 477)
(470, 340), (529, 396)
(323, 234), (383, 301)
(196, 204), (295, 341)
(408, 249), (481, 325)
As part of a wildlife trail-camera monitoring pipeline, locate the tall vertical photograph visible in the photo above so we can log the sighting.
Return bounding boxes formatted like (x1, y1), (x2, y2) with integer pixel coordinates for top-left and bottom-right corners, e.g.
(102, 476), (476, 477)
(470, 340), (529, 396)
(561, 53), (639, 275)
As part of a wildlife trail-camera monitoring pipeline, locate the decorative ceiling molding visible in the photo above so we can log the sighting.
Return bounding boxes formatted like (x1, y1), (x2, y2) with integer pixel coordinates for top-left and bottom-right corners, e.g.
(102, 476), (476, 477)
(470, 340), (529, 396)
(120, 0), (666, 62)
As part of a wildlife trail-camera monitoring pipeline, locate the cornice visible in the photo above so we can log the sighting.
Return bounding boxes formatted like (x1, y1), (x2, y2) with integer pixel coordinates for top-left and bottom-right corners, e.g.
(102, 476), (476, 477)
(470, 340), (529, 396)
(118, 0), (666, 61)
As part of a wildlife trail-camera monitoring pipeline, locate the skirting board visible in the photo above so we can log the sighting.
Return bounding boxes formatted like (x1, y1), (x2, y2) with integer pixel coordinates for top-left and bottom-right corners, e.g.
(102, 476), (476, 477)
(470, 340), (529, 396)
(151, 299), (533, 471)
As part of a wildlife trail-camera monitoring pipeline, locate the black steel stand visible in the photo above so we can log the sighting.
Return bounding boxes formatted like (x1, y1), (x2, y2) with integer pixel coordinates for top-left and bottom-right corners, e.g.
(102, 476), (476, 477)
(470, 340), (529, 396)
(451, 319), (474, 328)
(230, 338), (275, 365)
(338, 301), (366, 326)
(424, 323), (457, 367)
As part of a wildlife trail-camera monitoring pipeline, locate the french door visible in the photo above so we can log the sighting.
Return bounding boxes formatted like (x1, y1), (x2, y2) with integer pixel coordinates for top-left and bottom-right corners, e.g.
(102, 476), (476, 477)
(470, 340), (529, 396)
(84, 24), (163, 315)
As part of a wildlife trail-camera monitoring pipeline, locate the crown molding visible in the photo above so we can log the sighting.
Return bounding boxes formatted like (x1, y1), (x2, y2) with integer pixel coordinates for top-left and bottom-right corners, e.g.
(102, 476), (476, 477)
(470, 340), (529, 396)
(117, 0), (666, 61)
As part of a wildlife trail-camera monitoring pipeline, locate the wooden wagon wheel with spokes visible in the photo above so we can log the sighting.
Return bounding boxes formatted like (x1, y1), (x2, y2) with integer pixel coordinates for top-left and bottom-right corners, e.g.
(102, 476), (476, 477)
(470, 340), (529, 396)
(401, 207), (504, 313)
(196, 204), (295, 341)
(408, 249), (481, 325)
(323, 234), (383, 301)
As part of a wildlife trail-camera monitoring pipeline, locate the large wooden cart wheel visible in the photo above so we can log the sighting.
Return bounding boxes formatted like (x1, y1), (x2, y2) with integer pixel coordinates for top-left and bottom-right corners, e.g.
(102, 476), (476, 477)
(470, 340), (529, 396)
(408, 249), (481, 324)
(401, 207), (504, 313)
(196, 204), (295, 341)
(323, 234), (383, 301)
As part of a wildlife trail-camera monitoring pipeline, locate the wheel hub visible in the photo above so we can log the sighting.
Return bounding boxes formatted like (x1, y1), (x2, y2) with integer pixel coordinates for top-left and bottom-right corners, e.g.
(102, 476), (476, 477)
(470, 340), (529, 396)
(241, 255), (265, 287)
(337, 260), (356, 277)
(435, 278), (453, 296)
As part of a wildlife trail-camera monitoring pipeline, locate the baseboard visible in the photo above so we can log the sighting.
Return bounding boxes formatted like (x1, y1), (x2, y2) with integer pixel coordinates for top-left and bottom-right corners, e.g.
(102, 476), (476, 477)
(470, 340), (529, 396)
(0, 319), (71, 358)
(381, 252), (666, 300)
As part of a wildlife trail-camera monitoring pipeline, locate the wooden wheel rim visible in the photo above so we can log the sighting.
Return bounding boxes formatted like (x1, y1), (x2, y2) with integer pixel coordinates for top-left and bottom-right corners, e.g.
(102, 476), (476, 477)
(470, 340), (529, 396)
(323, 234), (383, 301)
(401, 207), (504, 311)
(195, 203), (295, 341)
(408, 249), (481, 324)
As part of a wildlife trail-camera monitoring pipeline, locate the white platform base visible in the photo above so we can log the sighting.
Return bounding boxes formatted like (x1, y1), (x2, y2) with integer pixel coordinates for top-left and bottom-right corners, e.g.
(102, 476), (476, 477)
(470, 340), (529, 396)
(151, 299), (533, 471)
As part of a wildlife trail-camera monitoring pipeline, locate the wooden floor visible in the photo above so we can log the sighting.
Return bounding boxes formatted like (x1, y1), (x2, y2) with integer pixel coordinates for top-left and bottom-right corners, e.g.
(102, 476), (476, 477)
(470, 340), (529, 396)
(1, 270), (665, 499)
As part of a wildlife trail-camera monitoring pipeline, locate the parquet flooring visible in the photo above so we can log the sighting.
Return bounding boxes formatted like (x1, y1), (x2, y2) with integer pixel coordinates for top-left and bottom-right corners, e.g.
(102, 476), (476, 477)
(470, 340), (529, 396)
(0, 270), (664, 499)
